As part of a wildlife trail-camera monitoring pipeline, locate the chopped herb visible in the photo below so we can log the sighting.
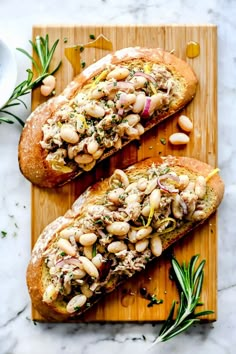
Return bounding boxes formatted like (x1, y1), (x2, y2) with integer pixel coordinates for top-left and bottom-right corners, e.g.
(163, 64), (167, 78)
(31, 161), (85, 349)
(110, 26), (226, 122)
(113, 81), (117, 86)
(74, 306), (80, 311)
(60, 251), (66, 256)
(80, 46), (84, 53)
(89, 34), (96, 40)
(145, 256), (150, 262)
(147, 294), (163, 307)
(1, 231), (7, 238)
(86, 302), (91, 307)
(63, 37), (68, 43)
(81, 61), (86, 69)
(160, 138), (166, 145)
(14, 222), (19, 229)
(92, 244), (97, 258)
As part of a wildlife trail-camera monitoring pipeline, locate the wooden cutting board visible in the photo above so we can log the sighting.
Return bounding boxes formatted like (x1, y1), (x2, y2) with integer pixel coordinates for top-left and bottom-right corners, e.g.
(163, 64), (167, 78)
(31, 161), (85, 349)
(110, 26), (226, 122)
(31, 25), (218, 322)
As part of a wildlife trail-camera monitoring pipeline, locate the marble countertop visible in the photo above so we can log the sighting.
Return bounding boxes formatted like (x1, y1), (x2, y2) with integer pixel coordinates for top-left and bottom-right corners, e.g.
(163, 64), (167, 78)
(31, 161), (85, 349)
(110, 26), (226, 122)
(0, 0), (235, 353)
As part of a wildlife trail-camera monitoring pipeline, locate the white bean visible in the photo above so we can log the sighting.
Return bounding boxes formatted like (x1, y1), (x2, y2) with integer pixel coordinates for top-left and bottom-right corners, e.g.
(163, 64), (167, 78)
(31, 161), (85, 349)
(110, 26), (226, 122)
(149, 93), (164, 113)
(83, 246), (93, 260)
(125, 126), (139, 138)
(128, 229), (137, 243)
(137, 178), (147, 191)
(74, 153), (94, 165)
(110, 169), (130, 188)
(169, 132), (190, 145)
(79, 256), (99, 278)
(43, 284), (58, 303)
(145, 178), (158, 194)
(92, 253), (103, 269)
(75, 93), (86, 106)
(116, 93), (136, 109)
(150, 189), (161, 210)
(59, 227), (82, 242)
(178, 115), (193, 132)
(78, 160), (96, 172)
(66, 294), (87, 313)
(135, 123), (145, 136)
(76, 114), (87, 134)
(150, 234), (162, 257)
(80, 233), (97, 246)
(114, 138), (122, 150)
(178, 175), (190, 190)
(195, 176), (206, 199)
(136, 226), (153, 240)
(125, 114), (140, 127)
(107, 241), (127, 253)
(84, 102), (105, 118)
(191, 210), (205, 221)
(106, 222), (130, 236)
(87, 140), (99, 155)
(130, 76), (147, 89)
(125, 194), (140, 204)
(107, 67), (130, 80)
(57, 238), (76, 256)
(172, 194), (183, 219)
(135, 239), (149, 253)
(61, 124), (79, 144)
(72, 269), (87, 279)
(80, 284), (93, 298)
(141, 205), (151, 217)
(107, 188), (125, 205)
(132, 93), (146, 113)
(93, 148), (104, 160)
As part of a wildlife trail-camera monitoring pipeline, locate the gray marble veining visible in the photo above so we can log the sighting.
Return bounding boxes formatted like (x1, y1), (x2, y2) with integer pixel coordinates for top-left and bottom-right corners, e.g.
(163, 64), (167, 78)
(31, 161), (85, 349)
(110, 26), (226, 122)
(0, 0), (235, 353)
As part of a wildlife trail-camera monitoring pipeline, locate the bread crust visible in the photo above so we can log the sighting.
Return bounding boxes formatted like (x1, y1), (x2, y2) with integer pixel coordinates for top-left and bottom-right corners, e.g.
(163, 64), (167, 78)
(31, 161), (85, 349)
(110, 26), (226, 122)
(26, 156), (224, 321)
(19, 47), (198, 188)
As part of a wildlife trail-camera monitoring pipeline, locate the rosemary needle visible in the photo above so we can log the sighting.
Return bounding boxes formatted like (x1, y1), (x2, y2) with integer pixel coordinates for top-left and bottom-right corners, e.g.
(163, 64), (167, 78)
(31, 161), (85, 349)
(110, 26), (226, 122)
(0, 34), (61, 126)
(150, 254), (214, 347)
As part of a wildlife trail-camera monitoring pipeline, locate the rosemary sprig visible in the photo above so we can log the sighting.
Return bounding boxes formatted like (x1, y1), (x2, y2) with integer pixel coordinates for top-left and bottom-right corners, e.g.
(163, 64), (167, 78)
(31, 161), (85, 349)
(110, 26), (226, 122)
(150, 255), (213, 346)
(0, 34), (61, 126)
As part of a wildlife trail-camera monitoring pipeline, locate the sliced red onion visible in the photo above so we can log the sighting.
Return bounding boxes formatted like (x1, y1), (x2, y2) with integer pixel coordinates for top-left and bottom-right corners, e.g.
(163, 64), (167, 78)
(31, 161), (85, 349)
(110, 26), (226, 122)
(141, 96), (151, 118)
(56, 257), (82, 268)
(157, 174), (180, 193)
(133, 71), (156, 84)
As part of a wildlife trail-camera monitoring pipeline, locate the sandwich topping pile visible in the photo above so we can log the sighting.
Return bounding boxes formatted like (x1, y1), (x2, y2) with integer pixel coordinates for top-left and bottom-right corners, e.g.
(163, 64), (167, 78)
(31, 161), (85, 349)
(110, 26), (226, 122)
(41, 159), (212, 315)
(40, 61), (182, 174)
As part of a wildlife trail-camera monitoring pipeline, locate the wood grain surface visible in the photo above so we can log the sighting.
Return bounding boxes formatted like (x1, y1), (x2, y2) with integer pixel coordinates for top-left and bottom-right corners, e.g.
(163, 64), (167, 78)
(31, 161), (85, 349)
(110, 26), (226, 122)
(31, 25), (217, 322)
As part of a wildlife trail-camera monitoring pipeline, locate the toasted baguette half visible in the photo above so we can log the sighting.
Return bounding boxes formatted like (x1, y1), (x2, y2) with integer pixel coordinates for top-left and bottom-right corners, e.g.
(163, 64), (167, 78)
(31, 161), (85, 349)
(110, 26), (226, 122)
(27, 156), (224, 321)
(19, 47), (197, 188)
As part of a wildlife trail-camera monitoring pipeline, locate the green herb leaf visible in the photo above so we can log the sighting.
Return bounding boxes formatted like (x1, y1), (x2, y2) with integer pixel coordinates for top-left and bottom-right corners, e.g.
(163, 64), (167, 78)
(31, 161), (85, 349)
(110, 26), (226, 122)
(1, 231), (7, 238)
(0, 34), (62, 126)
(150, 255), (213, 346)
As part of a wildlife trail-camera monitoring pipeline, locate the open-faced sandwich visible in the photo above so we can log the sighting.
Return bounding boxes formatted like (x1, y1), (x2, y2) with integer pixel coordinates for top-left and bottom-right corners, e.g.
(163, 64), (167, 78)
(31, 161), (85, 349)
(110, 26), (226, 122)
(19, 47), (198, 188)
(26, 156), (224, 321)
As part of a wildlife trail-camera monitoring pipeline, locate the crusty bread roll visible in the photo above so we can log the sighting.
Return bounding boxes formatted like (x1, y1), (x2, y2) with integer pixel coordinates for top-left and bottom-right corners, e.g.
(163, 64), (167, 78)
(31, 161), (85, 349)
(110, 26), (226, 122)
(19, 47), (197, 188)
(27, 156), (224, 321)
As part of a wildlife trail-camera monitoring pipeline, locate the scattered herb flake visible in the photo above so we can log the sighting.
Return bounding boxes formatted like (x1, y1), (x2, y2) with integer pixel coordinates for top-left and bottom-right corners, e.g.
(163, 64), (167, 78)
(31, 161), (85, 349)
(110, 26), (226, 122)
(60, 252), (66, 256)
(81, 61), (86, 69)
(80, 46), (85, 53)
(160, 138), (166, 145)
(89, 34), (96, 40)
(1, 231), (7, 238)
(63, 37), (68, 43)
(147, 294), (163, 307)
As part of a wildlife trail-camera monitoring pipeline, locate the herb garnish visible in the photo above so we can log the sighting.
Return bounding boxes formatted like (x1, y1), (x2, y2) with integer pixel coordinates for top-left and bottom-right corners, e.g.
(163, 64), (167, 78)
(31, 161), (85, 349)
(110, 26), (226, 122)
(1, 231), (7, 238)
(147, 294), (163, 307)
(160, 138), (166, 145)
(89, 34), (96, 40)
(0, 35), (61, 125)
(151, 255), (213, 346)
